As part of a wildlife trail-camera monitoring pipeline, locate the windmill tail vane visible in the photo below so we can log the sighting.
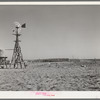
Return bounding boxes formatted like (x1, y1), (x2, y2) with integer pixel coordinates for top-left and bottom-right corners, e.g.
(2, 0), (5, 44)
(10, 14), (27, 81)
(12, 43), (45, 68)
(21, 23), (26, 28)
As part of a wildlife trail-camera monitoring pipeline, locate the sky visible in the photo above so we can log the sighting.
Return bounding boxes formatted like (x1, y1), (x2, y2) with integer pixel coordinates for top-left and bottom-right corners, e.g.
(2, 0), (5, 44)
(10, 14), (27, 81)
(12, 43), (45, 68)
(0, 5), (100, 60)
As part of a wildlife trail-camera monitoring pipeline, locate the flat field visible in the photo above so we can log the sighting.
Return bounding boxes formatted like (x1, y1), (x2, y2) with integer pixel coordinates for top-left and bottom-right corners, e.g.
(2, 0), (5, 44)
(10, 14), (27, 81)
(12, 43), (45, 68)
(0, 59), (100, 91)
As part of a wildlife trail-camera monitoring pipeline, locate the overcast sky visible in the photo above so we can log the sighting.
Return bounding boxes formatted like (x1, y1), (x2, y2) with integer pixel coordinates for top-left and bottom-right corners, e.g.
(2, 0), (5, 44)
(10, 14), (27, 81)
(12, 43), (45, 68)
(0, 5), (100, 60)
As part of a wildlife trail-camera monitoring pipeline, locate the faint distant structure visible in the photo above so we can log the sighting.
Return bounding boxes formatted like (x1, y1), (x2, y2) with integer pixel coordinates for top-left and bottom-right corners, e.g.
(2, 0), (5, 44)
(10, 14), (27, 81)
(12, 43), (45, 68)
(10, 22), (26, 69)
(0, 49), (3, 57)
(0, 49), (7, 68)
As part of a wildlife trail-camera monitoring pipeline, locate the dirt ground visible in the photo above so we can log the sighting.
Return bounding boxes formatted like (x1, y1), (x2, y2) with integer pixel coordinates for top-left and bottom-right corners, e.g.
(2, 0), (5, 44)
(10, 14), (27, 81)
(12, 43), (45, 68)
(0, 60), (100, 91)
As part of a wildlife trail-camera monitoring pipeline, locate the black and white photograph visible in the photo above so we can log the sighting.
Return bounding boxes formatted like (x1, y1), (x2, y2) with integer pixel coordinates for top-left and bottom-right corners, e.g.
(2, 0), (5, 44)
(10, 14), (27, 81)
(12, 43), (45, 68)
(0, 3), (100, 92)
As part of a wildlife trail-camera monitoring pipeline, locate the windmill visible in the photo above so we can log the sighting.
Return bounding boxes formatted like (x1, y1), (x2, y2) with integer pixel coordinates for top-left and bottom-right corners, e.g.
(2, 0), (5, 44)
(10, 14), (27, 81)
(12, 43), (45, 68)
(10, 22), (26, 69)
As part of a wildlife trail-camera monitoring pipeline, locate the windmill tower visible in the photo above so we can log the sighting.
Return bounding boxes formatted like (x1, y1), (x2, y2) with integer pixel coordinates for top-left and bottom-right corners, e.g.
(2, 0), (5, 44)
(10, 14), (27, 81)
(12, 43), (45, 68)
(10, 22), (26, 69)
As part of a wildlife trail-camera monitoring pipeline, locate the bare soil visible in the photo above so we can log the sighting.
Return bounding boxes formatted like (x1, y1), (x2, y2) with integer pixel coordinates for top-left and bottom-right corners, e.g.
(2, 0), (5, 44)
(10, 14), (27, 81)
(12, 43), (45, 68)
(0, 60), (100, 91)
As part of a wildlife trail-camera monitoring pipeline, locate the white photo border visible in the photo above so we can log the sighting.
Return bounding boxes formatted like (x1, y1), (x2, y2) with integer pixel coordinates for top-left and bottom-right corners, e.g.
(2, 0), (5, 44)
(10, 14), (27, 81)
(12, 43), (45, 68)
(0, 1), (100, 99)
